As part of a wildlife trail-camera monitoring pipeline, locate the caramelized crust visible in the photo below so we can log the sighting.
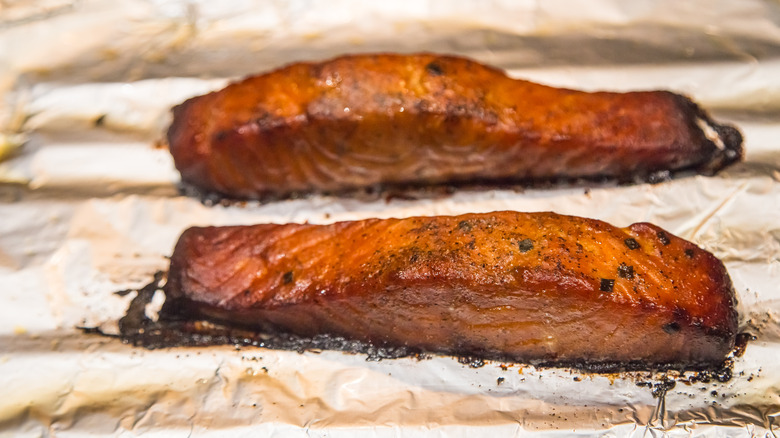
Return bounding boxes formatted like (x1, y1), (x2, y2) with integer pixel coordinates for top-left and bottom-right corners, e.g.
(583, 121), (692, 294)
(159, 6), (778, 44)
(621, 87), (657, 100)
(164, 211), (738, 368)
(167, 53), (743, 200)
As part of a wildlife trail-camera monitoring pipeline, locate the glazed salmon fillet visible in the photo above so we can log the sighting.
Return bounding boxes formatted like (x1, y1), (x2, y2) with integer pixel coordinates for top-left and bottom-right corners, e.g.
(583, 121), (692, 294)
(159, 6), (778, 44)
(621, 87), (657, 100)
(164, 211), (738, 368)
(167, 53), (743, 200)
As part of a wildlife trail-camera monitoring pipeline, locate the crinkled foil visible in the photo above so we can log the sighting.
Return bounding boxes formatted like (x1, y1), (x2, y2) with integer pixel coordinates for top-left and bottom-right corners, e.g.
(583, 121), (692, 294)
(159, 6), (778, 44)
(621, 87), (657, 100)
(1, 1), (780, 436)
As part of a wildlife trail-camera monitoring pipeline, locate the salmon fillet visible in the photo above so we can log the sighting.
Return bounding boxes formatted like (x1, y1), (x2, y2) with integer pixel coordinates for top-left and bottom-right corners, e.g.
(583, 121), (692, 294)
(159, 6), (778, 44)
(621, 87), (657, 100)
(167, 53), (743, 200)
(164, 211), (738, 368)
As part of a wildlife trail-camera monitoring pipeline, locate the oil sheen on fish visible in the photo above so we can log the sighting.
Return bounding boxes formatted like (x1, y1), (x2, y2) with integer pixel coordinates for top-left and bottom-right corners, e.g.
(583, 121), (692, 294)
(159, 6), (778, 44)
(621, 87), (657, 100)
(164, 211), (738, 369)
(167, 53), (743, 200)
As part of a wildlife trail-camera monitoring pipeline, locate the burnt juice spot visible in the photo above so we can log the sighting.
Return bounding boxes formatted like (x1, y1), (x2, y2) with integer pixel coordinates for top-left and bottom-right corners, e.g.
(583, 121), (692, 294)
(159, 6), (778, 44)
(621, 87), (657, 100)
(624, 238), (640, 250)
(617, 263), (634, 279)
(282, 271), (294, 284)
(657, 231), (671, 246)
(663, 322), (681, 334)
(600, 278), (615, 292)
(518, 239), (534, 253)
(426, 62), (443, 76)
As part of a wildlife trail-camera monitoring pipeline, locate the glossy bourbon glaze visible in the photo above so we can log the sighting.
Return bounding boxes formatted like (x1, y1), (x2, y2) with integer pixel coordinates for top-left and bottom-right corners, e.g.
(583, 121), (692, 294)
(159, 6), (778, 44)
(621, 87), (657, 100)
(167, 53), (742, 200)
(165, 211), (738, 368)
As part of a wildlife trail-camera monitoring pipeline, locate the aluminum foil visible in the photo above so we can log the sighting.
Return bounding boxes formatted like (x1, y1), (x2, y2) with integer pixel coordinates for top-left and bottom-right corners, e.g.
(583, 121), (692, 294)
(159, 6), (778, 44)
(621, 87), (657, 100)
(1, 0), (780, 436)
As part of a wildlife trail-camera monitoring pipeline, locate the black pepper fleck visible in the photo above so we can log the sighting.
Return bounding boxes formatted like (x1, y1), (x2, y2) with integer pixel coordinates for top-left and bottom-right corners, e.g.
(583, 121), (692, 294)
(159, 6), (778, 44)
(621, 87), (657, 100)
(600, 278), (615, 292)
(426, 62), (443, 76)
(518, 239), (534, 253)
(657, 231), (671, 245)
(282, 271), (294, 284)
(457, 220), (472, 231)
(624, 238), (640, 250)
(685, 249), (695, 258)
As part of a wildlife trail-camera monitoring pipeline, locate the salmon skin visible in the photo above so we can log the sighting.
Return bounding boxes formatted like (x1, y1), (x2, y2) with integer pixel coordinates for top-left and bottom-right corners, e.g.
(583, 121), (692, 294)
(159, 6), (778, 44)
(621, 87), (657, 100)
(167, 53), (743, 200)
(164, 211), (738, 369)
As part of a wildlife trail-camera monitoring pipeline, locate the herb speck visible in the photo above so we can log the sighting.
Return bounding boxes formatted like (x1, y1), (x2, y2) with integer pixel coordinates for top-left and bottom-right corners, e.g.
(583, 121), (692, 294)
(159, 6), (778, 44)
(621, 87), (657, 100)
(617, 263), (634, 279)
(624, 238), (640, 250)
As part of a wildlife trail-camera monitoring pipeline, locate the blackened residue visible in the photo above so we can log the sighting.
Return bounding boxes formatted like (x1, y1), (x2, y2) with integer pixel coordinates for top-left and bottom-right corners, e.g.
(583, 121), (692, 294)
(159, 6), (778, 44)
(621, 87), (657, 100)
(685, 364), (733, 384)
(675, 335), (754, 385)
(458, 356), (486, 368)
(636, 376), (676, 398)
(646, 169), (671, 184)
(118, 271), (165, 335)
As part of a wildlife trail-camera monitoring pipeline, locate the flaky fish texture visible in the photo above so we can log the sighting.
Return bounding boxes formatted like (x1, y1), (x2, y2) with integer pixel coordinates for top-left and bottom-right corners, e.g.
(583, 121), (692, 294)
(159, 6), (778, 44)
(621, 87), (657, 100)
(167, 53), (743, 200)
(164, 211), (738, 369)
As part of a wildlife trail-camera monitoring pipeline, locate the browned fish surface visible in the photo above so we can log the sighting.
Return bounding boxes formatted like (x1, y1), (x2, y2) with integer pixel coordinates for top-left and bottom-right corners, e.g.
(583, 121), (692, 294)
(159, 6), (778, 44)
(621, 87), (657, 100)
(164, 211), (738, 368)
(167, 53), (743, 200)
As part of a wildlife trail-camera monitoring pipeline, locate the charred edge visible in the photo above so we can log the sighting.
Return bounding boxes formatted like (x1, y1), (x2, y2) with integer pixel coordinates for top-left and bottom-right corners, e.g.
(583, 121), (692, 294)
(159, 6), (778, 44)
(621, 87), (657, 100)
(92, 274), (741, 376)
(538, 357), (734, 375)
(119, 311), (736, 373)
(176, 159), (722, 205)
(732, 332), (754, 358)
(678, 94), (744, 175)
